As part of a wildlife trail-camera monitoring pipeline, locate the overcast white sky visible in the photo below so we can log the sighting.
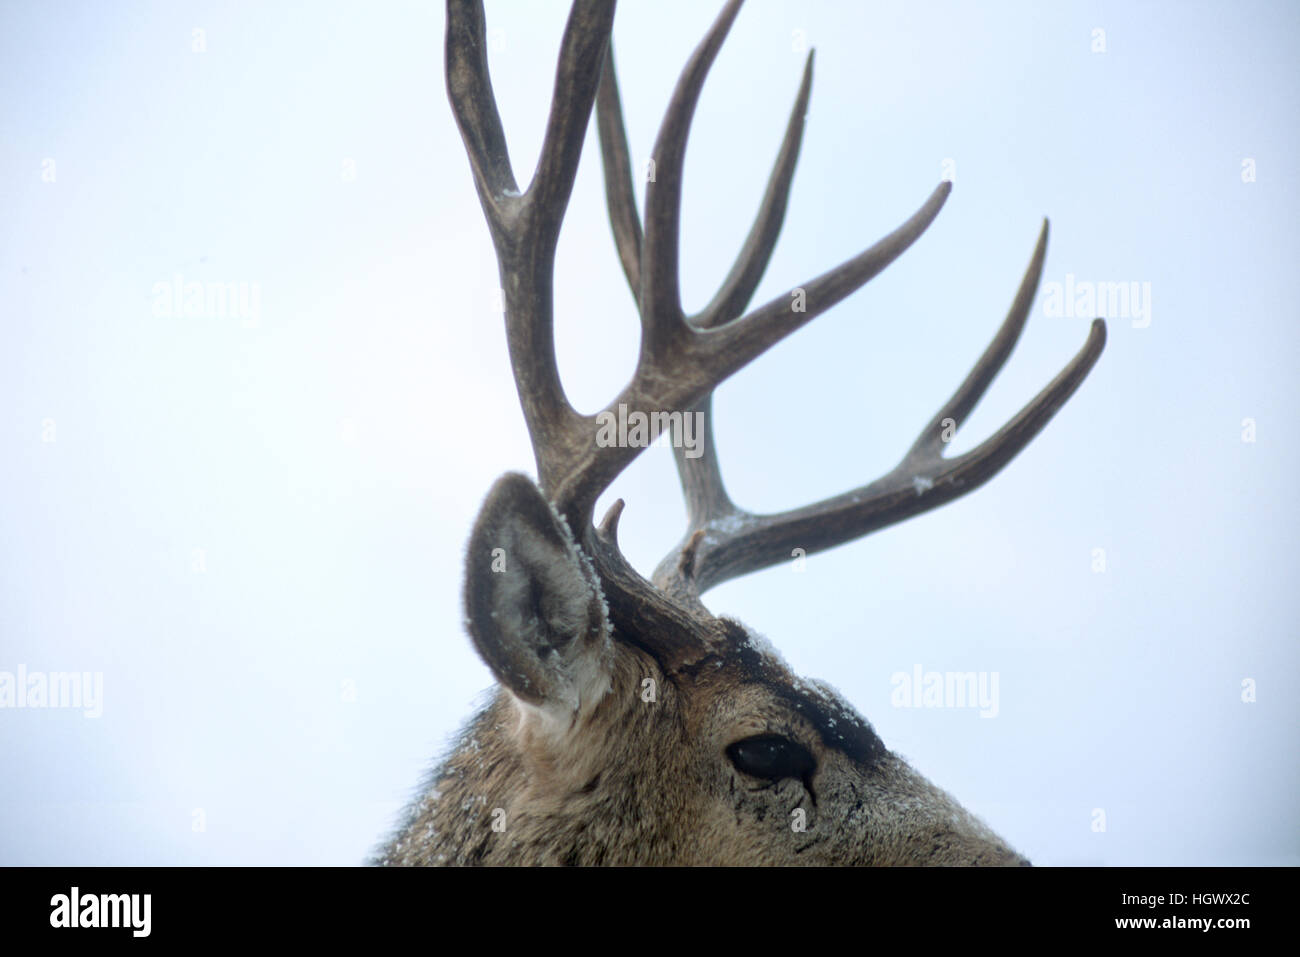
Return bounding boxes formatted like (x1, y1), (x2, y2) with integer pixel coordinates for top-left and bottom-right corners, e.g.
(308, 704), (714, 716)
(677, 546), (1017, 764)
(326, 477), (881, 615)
(2, 0), (1297, 865)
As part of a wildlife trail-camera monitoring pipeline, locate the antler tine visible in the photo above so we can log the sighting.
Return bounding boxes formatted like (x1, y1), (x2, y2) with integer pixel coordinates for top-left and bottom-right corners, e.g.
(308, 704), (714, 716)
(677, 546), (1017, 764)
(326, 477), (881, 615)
(688, 181), (949, 380)
(632, 2), (942, 371)
(638, 0), (744, 357)
(669, 49), (813, 538)
(595, 37), (813, 331)
(527, 0), (619, 234)
(548, 0), (779, 527)
(595, 28), (813, 534)
(654, 222), (1107, 595)
(663, 220), (1051, 587)
(906, 218), (1053, 462)
(692, 50), (814, 331)
(595, 45), (643, 297)
(445, 0), (615, 513)
(447, 0), (614, 234)
(445, 0), (519, 223)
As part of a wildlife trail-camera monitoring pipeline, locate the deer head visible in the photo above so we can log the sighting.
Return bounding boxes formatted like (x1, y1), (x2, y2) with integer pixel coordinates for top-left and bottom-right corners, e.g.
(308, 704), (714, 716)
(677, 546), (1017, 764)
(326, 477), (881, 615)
(375, 0), (1105, 866)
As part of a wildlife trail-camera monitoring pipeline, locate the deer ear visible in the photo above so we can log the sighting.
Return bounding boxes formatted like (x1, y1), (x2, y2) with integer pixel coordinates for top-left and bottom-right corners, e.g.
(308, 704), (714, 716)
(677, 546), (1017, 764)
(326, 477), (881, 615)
(463, 472), (613, 713)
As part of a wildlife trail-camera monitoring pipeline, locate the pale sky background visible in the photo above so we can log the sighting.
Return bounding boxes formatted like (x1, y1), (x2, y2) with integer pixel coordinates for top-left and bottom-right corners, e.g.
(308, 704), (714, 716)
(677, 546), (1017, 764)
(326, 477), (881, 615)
(1, 0), (1296, 865)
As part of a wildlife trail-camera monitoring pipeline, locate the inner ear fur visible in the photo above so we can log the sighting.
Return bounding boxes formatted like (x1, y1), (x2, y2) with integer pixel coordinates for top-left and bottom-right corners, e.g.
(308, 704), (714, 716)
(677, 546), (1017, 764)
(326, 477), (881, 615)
(463, 472), (611, 710)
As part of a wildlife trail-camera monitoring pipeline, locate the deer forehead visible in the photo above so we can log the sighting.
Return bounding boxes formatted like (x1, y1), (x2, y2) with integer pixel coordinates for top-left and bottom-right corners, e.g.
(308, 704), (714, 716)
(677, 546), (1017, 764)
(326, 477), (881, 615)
(669, 618), (887, 769)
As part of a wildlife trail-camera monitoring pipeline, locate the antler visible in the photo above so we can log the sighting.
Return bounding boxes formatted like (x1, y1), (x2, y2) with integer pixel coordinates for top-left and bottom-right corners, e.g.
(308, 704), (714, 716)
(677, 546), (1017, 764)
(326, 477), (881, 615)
(588, 6), (1107, 596)
(650, 223), (1106, 595)
(448, 0), (951, 540)
(448, 0), (1105, 614)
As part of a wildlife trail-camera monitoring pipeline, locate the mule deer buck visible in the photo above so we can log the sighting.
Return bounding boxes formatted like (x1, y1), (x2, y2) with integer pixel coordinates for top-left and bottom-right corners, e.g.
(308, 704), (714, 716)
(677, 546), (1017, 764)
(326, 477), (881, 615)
(375, 0), (1105, 865)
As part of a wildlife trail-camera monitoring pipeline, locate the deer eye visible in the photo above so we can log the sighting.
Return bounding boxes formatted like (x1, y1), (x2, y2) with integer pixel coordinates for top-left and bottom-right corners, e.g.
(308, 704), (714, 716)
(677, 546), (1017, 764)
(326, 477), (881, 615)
(726, 735), (816, 782)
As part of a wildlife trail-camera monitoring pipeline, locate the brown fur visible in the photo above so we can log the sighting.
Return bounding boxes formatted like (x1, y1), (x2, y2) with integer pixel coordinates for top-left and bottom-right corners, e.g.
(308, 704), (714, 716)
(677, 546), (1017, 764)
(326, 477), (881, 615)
(375, 609), (1027, 866)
